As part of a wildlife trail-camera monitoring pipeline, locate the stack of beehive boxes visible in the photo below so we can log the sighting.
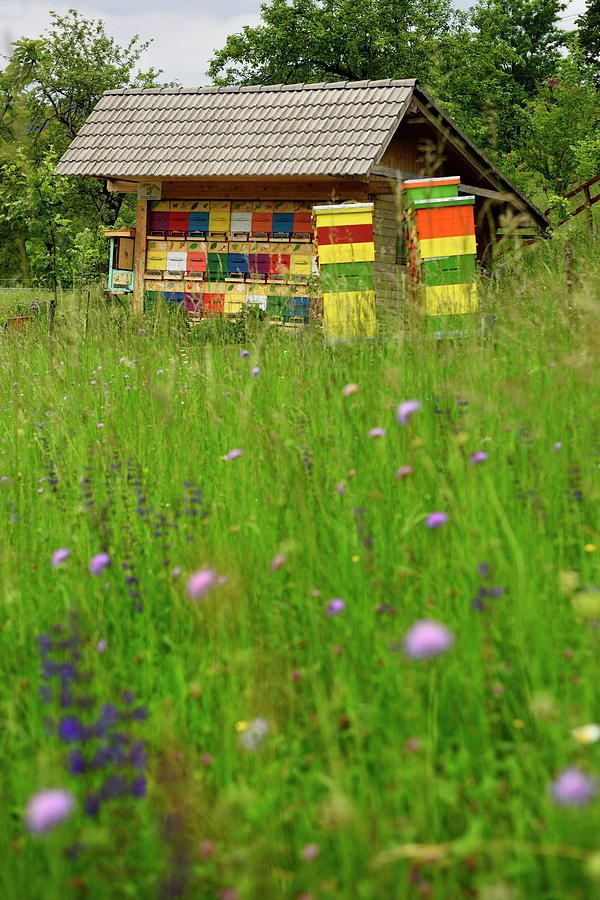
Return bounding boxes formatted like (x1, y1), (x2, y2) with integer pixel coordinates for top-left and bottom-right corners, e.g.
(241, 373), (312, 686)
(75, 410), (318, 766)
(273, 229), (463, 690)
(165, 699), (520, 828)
(401, 177), (478, 319)
(313, 202), (377, 340)
(144, 199), (315, 325)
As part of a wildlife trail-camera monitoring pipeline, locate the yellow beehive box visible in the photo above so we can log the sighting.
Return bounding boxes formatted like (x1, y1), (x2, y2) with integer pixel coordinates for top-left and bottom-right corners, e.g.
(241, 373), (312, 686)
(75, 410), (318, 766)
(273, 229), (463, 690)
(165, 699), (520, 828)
(147, 239), (167, 252)
(290, 256), (311, 277)
(209, 201), (231, 233)
(423, 282), (478, 316)
(146, 250), (167, 269)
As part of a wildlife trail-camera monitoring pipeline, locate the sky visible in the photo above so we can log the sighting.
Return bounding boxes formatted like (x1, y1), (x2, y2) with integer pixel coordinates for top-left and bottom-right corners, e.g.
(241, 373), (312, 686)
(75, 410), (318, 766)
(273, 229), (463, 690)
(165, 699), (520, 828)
(0, 0), (589, 88)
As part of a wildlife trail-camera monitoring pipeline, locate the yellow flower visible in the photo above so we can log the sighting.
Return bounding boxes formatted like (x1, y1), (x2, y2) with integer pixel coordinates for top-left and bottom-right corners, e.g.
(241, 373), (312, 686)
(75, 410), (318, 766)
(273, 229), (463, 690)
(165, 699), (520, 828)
(513, 718), (524, 729)
(585, 543), (596, 553)
(235, 720), (248, 732)
(351, 555), (360, 563)
(572, 724), (600, 745)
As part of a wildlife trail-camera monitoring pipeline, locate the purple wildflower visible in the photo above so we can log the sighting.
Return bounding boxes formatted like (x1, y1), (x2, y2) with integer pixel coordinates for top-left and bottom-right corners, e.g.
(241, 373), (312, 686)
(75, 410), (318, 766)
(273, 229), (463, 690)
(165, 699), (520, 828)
(395, 465), (413, 479)
(251, 366), (260, 377)
(554, 442), (562, 452)
(58, 716), (85, 742)
(550, 767), (597, 806)
(425, 511), (448, 529)
(51, 548), (70, 568)
(187, 567), (216, 600)
(342, 383), (359, 397)
(397, 399), (421, 426)
(326, 598), (346, 617)
(337, 481), (345, 496)
(223, 448), (244, 461)
(156, 369), (164, 375)
(301, 843), (320, 861)
(402, 620), (454, 660)
(470, 451), (488, 465)
(96, 639), (107, 653)
(240, 349), (250, 358)
(270, 553), (286, 572)
(89, 552), (110, 575)
(25, 788), (75, 835)
(368, 427), (386, 438)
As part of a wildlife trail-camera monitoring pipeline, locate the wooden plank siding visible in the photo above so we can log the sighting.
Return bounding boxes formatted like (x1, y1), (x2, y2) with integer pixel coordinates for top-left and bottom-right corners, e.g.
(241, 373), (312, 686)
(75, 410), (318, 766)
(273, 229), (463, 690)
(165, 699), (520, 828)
(107, 179), (370, 203)
(369, 185), (409, 314)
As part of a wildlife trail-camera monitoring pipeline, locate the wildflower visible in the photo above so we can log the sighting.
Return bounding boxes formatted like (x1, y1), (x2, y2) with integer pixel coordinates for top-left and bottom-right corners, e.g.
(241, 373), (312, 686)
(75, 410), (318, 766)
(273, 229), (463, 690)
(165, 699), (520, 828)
(89, 552), (110, 575)
(200, 840), (214, 858)
(470, 451), (488, 465)
(326, 598), (346, 617)
(51, 548), (70, 568)
(96, 639), (107, 653)
(337, 482), (345, 496)
(301, 843), (320, 861)
(251, 366), (260, 377)
(395, 465), (413, 479)
(368, 427), (386, 438)
(172, 566), (182, 580)
(554, 442), (562, 453)
(270, 553), (286, 572)
(156, 369), (164, 375)
(425, 511), (448, 529)
(401, 619), (454, 660)
(397, 399), (421, 425)
(342, 383), (359, 397)
(571, 724), (600, 745)
(97, 423), (104, 428)
(187, 567), (216, 600)
(25, 788), (75, 835)
(240, 349), (250, 358)
(550, 767), (597, 806)
(200, 752), (213, 766)
(291, 669), (302, 681)
(238, 717), (269, 750)
(222, 448), (243, 461)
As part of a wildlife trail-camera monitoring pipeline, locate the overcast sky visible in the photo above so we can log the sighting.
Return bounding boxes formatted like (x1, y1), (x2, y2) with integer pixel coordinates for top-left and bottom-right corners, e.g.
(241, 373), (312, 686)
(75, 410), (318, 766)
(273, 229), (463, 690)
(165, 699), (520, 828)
(0, 0), (588, 88)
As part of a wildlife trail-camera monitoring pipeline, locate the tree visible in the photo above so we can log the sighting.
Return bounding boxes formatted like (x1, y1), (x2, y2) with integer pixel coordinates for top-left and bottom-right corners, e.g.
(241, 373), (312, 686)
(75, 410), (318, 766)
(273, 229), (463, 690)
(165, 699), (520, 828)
(576, 0), (600, 78)
(0, 149), (72, 332)
(0, 11), (170, 286)
(208, 0), (460, 86)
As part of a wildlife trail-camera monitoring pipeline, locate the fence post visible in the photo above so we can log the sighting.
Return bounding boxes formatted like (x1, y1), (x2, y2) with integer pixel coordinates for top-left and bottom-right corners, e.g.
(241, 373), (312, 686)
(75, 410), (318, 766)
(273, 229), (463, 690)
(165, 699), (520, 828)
(584, 185), (595, 237)
(566, 238), (573, 309)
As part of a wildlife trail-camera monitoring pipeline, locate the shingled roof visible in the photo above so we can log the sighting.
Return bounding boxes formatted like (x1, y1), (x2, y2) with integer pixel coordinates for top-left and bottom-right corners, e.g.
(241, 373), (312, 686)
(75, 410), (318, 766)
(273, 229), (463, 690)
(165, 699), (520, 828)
(56, 79), (417, 179)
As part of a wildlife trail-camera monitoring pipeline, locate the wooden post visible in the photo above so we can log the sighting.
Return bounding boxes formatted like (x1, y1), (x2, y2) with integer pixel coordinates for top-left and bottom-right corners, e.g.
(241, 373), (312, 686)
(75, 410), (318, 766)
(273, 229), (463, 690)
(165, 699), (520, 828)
(565, 238), (573, 308)
(584, 185), (595, 237)
(133, 194), (147, 315)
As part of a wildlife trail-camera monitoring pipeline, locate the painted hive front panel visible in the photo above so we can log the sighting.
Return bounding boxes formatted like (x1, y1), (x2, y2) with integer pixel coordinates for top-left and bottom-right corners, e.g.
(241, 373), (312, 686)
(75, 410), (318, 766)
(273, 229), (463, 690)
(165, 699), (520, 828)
(314, 202), (377, 340)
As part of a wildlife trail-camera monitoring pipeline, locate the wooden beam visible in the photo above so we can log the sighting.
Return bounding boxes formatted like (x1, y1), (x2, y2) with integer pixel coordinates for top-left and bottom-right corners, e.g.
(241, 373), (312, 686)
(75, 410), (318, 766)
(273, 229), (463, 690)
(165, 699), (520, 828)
(370, 166), (508, 201)
(133, 196), (147, 316)
(106, 178), (369, 201)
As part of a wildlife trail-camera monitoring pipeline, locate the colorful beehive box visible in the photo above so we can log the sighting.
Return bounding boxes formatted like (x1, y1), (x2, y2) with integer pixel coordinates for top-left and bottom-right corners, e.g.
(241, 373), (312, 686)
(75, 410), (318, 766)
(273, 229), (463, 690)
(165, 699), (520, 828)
(189, 201), (210, 235)
(293, 203), (313, 238)
(272, 201), (295, 238)
(251, 201), (273, 237)
(224, 282), (247, 317)
(208, 201), (230, 235)
(230, 201), (253, 236)
(149, 200), (170, 233)
(245, 283), (268, 311)
(313, 202), (377, 340)
(401, 178), (478, 319)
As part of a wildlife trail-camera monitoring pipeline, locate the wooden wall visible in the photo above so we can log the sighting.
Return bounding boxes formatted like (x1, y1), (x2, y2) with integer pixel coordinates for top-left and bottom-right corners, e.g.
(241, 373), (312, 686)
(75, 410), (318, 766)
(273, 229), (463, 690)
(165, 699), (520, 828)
(368, 182), (409, 313)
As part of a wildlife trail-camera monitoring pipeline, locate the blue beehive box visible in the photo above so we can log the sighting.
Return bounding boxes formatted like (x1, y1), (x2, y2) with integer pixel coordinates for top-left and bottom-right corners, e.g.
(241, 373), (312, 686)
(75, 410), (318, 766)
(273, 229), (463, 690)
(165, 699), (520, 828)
(189, 211), (210, 235)
(272, 212), (294, 234)
(227, 253), (249, 275)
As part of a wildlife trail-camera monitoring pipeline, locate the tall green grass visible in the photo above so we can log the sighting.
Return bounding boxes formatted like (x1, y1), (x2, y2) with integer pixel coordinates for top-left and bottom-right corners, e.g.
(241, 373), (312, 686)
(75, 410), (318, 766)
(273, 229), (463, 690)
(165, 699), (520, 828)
(1, 232), (600, 899)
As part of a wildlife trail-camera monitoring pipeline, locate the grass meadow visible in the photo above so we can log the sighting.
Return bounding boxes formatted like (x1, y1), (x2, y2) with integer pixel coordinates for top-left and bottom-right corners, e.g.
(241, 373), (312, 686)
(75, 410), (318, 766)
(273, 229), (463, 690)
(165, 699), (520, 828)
(2, 232), (600, 899)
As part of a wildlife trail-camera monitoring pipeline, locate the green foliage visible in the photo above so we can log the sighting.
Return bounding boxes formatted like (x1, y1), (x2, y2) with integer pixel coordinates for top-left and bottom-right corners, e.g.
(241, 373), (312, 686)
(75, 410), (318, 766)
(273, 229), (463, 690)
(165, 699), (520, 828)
(504, 50), (600, 197)
(576, 0), (600, 78)
(208, 0), (460, 85)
